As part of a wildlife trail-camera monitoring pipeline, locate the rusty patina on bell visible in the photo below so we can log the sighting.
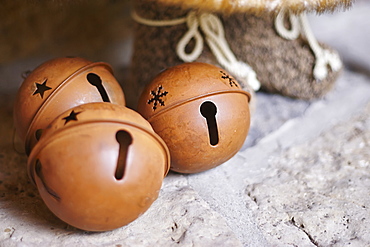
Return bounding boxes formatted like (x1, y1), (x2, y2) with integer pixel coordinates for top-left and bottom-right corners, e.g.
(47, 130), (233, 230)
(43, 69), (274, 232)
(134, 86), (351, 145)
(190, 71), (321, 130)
(138, 62), (251, 173)
(13, 57), (125, 154)
(27, 102), (170, 231)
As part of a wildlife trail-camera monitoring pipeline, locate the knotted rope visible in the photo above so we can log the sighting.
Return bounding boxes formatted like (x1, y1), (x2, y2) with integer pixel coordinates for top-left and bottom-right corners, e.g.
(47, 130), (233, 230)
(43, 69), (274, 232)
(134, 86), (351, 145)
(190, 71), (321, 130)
(275, 9), (342, 81)
(132, 11), (261, 91)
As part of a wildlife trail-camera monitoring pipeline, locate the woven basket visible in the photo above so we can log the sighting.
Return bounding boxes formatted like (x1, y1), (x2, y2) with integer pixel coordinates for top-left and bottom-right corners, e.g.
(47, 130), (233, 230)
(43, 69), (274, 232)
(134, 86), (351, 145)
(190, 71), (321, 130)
(129, 0), (353, 106)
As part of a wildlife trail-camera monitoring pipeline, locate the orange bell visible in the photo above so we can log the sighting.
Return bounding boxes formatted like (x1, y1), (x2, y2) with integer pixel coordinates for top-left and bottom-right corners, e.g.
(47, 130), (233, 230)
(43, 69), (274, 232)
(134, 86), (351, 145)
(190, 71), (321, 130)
(13, 57), (125, 154)
(137, 62), (251, 173)
(27, 102), (170, 231)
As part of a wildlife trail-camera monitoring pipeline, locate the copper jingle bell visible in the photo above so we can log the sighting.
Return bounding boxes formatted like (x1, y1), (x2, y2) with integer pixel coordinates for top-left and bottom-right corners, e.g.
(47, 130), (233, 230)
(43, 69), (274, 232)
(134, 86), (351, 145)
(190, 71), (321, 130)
(27, 102), (170, 232)
(13, 57), (125, 155)
(137, 62), (251, 174)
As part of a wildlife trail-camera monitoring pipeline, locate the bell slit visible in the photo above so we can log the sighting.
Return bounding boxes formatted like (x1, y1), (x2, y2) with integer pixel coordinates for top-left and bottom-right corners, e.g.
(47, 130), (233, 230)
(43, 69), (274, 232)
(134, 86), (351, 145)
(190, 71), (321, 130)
(115, 130), (133, 180)
(200, 101), (219, 146)
(87, 73), (111, 102)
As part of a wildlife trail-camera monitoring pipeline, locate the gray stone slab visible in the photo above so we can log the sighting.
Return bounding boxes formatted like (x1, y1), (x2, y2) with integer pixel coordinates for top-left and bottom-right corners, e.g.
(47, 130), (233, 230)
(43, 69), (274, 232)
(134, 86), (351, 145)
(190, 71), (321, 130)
(0, 172), (242, 246)
(244, 101), (370, 246)
(242, 92), (311, 149)
(187, 70), (370, 246)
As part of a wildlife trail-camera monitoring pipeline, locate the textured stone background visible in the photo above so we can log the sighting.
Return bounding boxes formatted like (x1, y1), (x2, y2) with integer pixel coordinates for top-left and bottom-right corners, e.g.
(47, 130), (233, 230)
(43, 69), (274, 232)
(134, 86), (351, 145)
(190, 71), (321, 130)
(1, 1), (370, 246)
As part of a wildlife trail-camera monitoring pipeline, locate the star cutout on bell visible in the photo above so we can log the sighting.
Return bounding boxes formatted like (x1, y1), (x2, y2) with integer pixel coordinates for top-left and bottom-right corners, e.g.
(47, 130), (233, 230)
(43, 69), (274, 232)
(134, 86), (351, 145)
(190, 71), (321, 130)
(33, 79), (52, 99)
(62, 110), (81, 125)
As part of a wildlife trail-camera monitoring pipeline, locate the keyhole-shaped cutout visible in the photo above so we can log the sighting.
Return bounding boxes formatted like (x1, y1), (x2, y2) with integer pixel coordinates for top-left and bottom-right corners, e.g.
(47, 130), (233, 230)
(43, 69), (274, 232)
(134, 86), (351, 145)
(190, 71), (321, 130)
(115, 130), (132, 180)
(87, 73), (111, 102)
(200, 101), (219, 146)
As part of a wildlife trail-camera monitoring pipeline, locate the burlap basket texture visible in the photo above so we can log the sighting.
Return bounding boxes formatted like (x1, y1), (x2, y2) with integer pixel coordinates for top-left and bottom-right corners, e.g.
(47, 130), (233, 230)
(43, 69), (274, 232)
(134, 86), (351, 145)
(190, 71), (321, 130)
(130, 0), (353, 107)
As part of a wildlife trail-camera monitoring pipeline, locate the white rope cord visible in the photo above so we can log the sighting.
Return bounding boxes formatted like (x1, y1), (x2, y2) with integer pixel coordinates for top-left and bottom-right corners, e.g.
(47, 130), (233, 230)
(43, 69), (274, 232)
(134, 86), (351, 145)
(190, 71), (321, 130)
(175, 11), (204, 63)
(132, 11), (261, 91)
(275, 8), (300, 40)
(198, 13), (260, 90)
(131, 11), (187, 26)
(299, 13), (342, 80)
(275, 9), (342, 81)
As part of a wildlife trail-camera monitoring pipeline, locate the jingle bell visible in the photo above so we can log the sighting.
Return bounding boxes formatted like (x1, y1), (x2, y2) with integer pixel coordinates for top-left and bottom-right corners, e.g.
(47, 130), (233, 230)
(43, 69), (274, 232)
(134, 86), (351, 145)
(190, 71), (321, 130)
(27, 102), (170, 231)
(13, 57), (125, 154)
(137, 62), (251, 173)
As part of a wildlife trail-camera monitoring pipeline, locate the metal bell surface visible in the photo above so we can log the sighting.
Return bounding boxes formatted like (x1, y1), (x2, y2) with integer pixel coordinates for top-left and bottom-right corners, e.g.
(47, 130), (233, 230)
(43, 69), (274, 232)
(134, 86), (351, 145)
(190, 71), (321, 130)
(27, 102), (170, 231)
(137, 62), (251, 173)
(13, 57), (125, 154)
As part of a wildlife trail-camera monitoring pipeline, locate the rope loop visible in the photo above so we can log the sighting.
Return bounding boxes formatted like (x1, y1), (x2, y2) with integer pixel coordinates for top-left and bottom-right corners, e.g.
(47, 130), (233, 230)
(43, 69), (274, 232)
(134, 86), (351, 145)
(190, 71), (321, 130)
(298, 13), (342, 81)
(176, 11), (204, 62)
(200, 13), (237, 68)
(275, 8), (300, 40)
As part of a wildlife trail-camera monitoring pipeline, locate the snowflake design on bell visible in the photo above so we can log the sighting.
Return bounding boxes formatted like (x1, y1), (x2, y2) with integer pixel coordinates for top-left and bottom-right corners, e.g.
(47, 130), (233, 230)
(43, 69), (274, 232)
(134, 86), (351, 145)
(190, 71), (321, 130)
(220, 71), (238, 88)
(147, 85), (168, 110)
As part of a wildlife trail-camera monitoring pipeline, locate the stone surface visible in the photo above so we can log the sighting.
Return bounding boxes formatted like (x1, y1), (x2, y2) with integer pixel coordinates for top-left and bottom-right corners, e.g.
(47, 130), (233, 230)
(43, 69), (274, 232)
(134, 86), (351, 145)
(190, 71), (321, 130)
(1, 1), (370, 246)
(187, 69), (370, 246)
(0, 170), (242, 246)
(245, 102), (370, 246)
